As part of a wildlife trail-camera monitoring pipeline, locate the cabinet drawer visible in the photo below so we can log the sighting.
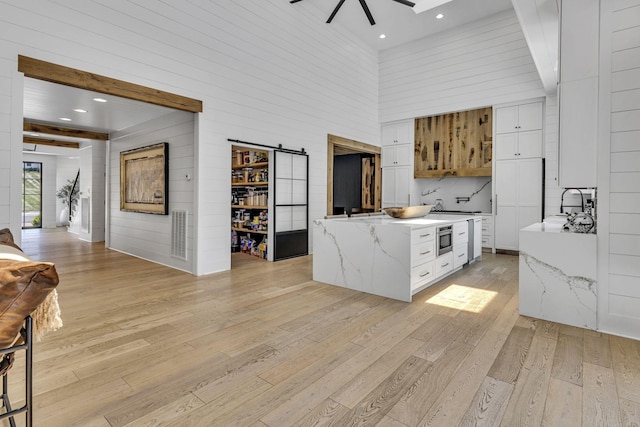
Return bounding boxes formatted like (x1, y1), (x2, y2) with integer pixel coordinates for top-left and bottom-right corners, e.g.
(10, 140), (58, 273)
(482, 235), (494, 247)
(412, 240), (436, 266)
(435, 252), (453, 278)
(453, 221), (468, 243)
(412, 227), (436, 245)
(411, 261), (435, 291)
(453, 246), (468, 268)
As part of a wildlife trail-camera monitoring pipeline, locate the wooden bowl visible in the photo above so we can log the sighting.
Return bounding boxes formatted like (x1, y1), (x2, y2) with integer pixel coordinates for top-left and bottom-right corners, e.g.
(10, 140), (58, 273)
(383, 205), (432, 219)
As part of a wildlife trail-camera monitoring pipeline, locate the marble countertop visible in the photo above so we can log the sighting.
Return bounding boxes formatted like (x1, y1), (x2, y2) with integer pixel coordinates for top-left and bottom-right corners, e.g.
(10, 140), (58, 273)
(317, 213), (480, 228)
(522, 222), (597, 235)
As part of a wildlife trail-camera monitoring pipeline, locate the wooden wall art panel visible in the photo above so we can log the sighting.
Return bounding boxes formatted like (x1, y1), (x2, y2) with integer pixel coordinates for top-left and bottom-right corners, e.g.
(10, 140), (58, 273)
(414, 107), (493, 178)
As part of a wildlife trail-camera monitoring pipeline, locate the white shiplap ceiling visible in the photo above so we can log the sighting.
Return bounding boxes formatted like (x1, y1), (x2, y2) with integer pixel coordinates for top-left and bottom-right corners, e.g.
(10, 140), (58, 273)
(23, 0), (542, 155)
(289, 0), (514, 50)
(23, 78), (176, 134)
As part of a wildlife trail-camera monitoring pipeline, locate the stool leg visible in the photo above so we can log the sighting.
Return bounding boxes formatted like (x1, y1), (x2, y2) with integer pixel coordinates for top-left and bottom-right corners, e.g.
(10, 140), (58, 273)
(25, 317), (32, 427)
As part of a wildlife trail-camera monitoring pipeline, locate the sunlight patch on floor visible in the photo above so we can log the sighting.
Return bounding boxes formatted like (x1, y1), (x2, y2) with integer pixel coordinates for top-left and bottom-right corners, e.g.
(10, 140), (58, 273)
(425, 284), (497, 313)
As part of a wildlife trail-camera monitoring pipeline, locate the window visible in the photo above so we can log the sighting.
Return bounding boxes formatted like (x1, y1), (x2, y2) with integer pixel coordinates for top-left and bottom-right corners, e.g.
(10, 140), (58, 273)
(22, 161), (42, 229)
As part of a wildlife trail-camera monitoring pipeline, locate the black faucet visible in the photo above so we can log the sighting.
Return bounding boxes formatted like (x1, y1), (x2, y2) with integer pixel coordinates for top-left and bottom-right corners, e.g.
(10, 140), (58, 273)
(560, 188), (584, 214)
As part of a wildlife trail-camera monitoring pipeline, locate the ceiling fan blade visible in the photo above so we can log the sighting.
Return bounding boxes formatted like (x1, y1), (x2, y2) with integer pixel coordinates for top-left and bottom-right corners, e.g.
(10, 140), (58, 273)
(327, 0), (347, 23)
(358, 0), (376, 25)
(391, 0), (416, 6)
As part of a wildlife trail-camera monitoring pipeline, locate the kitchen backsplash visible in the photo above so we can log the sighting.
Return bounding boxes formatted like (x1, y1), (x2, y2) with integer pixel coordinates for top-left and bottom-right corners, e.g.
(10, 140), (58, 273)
(418, 176), (492, 213)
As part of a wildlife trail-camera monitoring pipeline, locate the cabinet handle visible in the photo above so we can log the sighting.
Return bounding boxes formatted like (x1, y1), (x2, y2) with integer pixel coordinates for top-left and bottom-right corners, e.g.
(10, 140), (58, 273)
(458, 232), (465, 236)
(420, 233), (431, 238)
(420, 271), (430, 277)
(441, 262), (450, 267)
(420, 250), (431, 255)
(458, 253), (465, 258)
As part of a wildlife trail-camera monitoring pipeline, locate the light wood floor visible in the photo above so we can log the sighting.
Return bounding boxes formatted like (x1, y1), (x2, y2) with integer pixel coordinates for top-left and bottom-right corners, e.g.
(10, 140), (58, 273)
(4, 228), (640, 426)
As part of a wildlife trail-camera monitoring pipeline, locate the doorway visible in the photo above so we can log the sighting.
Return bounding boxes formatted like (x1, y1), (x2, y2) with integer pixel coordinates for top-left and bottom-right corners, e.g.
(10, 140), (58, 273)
(326, 134), (381, 216)
(22, 161), (42, 228)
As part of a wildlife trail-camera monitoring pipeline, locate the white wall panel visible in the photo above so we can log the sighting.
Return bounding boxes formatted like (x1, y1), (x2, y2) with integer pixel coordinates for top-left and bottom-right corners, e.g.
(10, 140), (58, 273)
(598, 0), (640, 340)
(110, 111), (195, 273)
(0, 0), (380, 274)
(379, 10), (545, 123)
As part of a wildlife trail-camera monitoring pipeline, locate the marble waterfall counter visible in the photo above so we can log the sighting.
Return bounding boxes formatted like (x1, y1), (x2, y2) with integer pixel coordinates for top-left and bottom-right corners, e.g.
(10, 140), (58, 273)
(519, 223), (597, 329)
(313, 214), (480, 302)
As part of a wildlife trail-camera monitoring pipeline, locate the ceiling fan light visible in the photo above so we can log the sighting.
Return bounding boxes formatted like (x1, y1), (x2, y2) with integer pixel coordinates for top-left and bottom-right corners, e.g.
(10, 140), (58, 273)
(412, 0), (453, 14)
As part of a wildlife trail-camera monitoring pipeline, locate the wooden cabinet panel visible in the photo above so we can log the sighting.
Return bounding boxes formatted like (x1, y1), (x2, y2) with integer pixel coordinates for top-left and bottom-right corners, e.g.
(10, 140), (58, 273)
(414, 107), (493, 178)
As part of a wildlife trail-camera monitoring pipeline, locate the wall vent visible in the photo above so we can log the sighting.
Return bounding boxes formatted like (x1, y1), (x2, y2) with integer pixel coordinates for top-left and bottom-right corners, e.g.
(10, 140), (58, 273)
(171, 210), (187, 260)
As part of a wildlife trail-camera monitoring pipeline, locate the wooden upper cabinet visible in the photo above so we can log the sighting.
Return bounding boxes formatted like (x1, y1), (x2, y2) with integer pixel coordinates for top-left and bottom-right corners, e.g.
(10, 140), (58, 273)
(414, 107), (493, 178)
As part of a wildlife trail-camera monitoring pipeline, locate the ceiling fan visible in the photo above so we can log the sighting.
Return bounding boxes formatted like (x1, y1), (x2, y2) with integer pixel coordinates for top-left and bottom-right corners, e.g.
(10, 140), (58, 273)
(289, 0), (416, 26)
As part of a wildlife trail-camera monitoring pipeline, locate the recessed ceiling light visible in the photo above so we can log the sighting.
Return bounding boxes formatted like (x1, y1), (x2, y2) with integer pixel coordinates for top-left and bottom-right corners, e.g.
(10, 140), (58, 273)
(379, 34), (386, 39)
(436, 13), (444, 19)
(93, 97), (107, 103)
(73, 108), (88, 113)
(59, 117), (72, 121)
(413, 0), (453, 14)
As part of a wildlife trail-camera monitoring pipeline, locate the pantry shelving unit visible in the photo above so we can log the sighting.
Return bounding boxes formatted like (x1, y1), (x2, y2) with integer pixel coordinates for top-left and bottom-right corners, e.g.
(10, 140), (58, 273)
(231, 146), (270, 259)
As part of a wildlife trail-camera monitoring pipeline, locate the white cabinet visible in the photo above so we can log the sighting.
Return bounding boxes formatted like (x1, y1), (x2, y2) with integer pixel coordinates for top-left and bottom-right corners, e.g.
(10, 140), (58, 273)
(495, 103), (543, 133)
(558, 0), (599, 188)
(473, 217), (482, 259)
(382, 120), (414, 208)
(382, 166), (410, 207)
(453, 221), (469, 269)
(495, 102), (543, 160)
(495, 159), (543, 251)
(480, 214), (494, 249)
(495, 130), (543, 160)
(435, 252), (454, 278)
(382, 144), (411, 167)
(382, 121), (412, 145)
(411, 227), (436, 291)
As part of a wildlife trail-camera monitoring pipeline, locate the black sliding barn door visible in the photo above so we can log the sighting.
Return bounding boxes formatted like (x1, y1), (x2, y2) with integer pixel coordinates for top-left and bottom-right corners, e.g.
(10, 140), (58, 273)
(273, 149), (309, 261)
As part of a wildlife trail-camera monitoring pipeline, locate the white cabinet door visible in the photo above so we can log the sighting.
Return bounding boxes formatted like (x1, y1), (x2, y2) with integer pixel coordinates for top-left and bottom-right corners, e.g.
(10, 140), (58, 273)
(382, 144), (412, 167)
(495, 133), (518, 160)
(559, 77), (598, 187)
(496, 130), (542, 160)
(517, 130), (543, 158)
(382, 121), (413, 145)
(395, 144), (412, 166)
(517, 102), (543, 132)
(496, 106), (519, 134)
(495, 206), (518, 250)
(382, 166), (410, 207)
(496, 160), (518, 206)
(473, 218), (482, 258)
(496, 102), (542, 133)
(382, 146), (396, 168)
(495, 159), (542, 250)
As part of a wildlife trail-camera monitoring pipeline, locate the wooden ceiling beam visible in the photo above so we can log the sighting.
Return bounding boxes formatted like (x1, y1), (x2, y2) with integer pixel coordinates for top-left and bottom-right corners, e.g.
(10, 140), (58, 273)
(18, 55), (203, 113)
(23, 136), (80, 149)
(24, 121), (109, 141)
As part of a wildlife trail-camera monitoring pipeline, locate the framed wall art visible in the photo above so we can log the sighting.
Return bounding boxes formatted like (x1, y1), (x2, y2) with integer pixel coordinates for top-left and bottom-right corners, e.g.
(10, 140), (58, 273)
(120, 142), (169, 215)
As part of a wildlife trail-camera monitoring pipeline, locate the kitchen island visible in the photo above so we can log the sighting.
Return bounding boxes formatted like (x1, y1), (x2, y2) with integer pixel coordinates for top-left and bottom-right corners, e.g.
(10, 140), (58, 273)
(313, 214), (481, 302)
(519, 223), (597, 329)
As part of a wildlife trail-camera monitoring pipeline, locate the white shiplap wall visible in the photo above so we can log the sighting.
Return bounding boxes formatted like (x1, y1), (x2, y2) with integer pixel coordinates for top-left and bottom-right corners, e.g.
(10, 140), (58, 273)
(109, 111), (195, 273)
(598, 0), (640, 340)
(379, 9), (545, 123)
(0, 0), (379, 274)
(544, 94), (562, 216)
